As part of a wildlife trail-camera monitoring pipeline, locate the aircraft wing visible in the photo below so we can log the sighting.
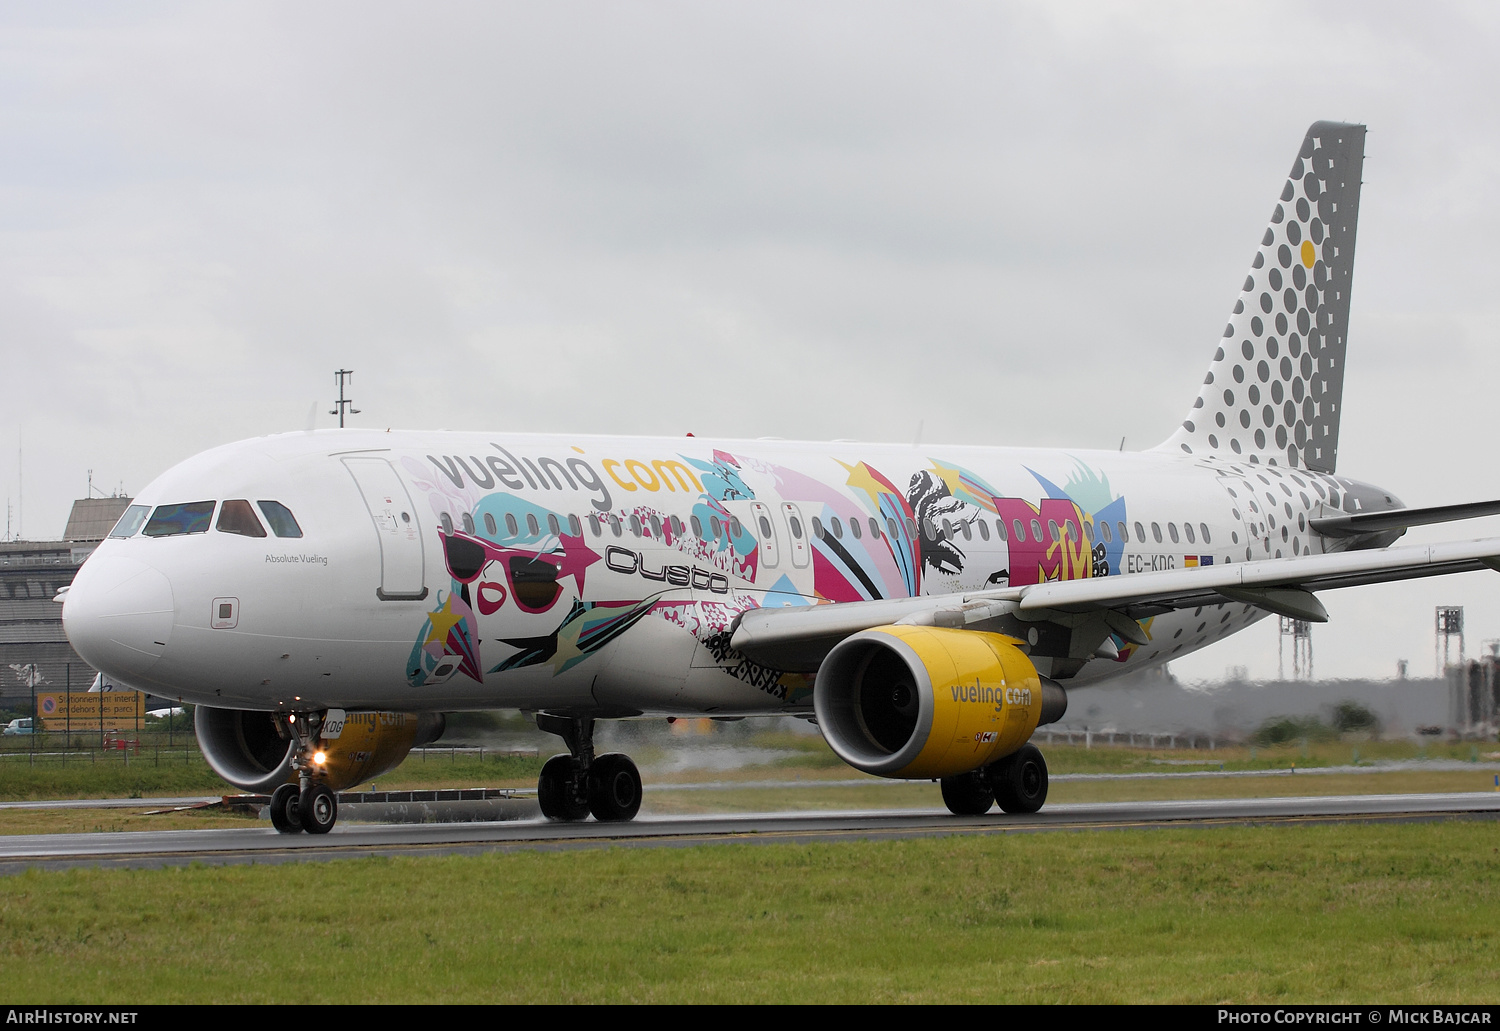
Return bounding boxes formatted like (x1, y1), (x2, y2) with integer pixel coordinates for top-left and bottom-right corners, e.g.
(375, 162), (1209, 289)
(730, 536), (1500, 671)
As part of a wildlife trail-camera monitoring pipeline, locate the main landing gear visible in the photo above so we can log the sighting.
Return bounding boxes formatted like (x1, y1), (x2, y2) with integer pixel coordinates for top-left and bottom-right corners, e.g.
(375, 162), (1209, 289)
(268, 711), (339, 835)
(534, 714), (643, 823)
(939, 743), (1049, 817)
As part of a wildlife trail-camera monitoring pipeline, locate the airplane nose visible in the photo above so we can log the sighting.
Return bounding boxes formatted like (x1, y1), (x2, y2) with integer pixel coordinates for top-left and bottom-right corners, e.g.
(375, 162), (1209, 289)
(63, 555), (175, 678)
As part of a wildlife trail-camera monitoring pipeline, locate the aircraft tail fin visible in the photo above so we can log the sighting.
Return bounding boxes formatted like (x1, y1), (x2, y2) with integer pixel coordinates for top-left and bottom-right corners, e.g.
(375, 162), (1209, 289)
(1158, 121), (1365, 473)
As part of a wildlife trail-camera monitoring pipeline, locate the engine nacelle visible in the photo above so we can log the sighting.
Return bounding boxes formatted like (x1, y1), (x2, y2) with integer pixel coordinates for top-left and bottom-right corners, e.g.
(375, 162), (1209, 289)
(195, 707), (445, 793)
(813, 625), (1065, 779)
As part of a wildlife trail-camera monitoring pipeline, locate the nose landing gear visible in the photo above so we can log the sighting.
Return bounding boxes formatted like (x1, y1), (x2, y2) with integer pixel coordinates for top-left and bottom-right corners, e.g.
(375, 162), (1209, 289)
(268, 711), (339, 835)
(535, 714), (643, 822)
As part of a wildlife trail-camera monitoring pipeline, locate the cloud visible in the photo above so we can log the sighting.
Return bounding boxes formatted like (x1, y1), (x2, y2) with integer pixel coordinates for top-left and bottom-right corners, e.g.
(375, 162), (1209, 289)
(3, 1), (1500, 678)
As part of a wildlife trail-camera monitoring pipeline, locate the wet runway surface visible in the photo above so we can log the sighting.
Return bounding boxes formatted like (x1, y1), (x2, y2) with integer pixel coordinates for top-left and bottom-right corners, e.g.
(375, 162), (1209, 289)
(3, 791), (1498, 873)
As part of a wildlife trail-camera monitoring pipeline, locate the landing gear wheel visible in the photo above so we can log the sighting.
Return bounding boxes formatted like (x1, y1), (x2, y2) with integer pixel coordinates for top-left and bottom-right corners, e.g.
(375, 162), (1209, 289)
(941, 769), (995, 816)
(992, 744), (1048, 814)
(538, 754), (590, 822)
(300, 783), (338, 834)
(268, 783), (303, 834)
(587, 753), (643, 822)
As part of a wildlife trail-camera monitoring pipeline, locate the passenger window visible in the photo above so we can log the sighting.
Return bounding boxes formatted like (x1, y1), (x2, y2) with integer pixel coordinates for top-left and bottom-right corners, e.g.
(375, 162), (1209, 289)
(505, 513), (519, 536)
(710, 515), (722, 539)
(1152, 522), (1163, 544)
(108, 505), (151, 539)
(589, 514), (602, 537)
(609, 515), (622, 538)
(1047, 519), (1060, 541)
(831, 517), (844, 540)
(1184, 522), (1195, 544)
(940, 518), (952, 540)
(671, 516), (684, 535)
(440, 513), (454, 535)
(977, 519), (989, 541)
(1013, 519), (1026, 542)
(1101, 520), (1113, 543)
(649, 514), (662, 538)
(850, 517), (862, 540)
(1134, 521), (1146, 542)
(886, 517), (899, 538)
(996, 519), (1007, 542)
(1031, 519), (1043, 542)
(629, 514), (642, 537)
(569, 514), (582, 536)
(256, 501), (303, 539)
(691, 515), (703, 537)
(526, 514), (540, 536)
(1201, 524), (1212, 544)
(1117, 521), (1128, 543)
(811, 516), (824, 539)
(485, 513), (498, 537)
(730, 517), (742, 538)
(216, 500), (266, 538)
(462, 512), (476, 534)
(869, 518), (880, 539)
(144, 501), (216, 540)
(548, 514), (561, 536)
(789, 516), (803, 539)
(1168, 523), (1180, 544)
(905, 517), (918, 538)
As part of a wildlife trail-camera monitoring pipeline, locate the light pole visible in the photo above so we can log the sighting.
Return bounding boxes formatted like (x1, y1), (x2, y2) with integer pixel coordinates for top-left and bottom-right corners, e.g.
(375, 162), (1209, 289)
(330, 369), (361, 428)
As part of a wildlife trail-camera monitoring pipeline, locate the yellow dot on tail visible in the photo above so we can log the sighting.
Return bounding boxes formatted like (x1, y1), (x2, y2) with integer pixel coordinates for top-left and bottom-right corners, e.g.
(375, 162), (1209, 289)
(1301, 240), (1316, 268)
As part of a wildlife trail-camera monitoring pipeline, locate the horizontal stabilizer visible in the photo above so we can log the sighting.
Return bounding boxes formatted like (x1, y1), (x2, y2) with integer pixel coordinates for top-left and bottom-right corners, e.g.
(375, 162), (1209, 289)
(1310, 499), (1500, 538)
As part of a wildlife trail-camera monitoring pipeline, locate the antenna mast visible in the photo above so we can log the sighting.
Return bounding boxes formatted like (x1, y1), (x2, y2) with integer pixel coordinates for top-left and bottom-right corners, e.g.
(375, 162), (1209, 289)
(329, 369), (361, 428)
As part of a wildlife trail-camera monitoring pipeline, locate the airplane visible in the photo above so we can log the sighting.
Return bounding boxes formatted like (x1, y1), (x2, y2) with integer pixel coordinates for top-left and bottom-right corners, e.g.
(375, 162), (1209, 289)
(59, 120), (1500, 834)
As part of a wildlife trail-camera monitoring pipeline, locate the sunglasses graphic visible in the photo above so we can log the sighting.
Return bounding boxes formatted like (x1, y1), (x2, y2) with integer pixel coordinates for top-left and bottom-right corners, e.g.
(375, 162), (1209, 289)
(440, 531), (565, 614)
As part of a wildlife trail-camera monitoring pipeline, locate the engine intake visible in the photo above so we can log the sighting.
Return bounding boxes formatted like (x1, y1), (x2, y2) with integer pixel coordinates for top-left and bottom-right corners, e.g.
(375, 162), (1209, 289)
(813, 626), (1064, 779)
(196, 707), (445, 793)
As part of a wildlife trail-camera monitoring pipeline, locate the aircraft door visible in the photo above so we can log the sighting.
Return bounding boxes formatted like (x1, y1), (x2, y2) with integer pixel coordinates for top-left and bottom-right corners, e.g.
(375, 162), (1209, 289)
(343, 457), (428, 601)
(780, 503), (811, 569)
(748, 502), (781, 569)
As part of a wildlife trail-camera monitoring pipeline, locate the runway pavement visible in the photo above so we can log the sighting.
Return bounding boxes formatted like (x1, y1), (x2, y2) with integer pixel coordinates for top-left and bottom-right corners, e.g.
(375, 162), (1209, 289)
(2, 791), (1497, 873)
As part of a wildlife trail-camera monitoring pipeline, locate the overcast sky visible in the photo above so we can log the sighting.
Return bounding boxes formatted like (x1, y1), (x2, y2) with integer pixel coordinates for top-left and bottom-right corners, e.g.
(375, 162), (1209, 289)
(4, 1), (1499, 684)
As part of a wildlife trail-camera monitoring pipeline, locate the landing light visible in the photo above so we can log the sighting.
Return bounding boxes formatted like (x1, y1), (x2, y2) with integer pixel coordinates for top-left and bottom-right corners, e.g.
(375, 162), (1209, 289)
(313, 751), (327, 766)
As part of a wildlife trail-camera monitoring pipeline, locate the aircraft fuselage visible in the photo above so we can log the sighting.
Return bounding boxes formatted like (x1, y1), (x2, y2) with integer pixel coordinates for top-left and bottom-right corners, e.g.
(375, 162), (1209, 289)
(62, 428), (1396, 716)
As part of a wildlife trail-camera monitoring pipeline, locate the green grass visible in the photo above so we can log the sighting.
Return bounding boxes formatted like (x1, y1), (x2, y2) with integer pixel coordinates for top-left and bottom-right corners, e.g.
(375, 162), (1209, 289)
(1018, 738), (1495, 774)
(1, 821), (1497, 1003)
(0, 752), (229, 801)
(2, 734), (1494, 806)
(0, 749), (548, 801)
(0, 806), (261, 836)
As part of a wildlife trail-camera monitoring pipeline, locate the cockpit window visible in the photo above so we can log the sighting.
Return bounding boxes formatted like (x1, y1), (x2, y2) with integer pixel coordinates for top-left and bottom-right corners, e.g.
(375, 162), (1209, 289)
(108, 505), (151, 539)
(143, 502), (216, 537)
(256, 501), (303, 539)
(216, 499), (267, 538)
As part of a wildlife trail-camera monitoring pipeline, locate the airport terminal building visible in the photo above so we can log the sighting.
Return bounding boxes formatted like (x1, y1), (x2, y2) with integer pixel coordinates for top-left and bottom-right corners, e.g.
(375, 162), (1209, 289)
(0, 497), (131, 708)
